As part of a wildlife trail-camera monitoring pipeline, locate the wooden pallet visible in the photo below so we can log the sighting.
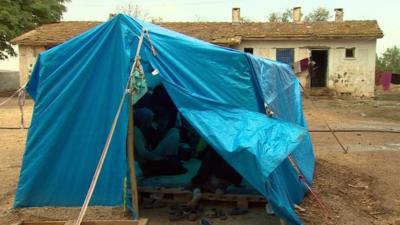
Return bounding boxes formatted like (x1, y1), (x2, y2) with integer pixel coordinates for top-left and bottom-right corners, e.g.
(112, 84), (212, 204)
(16, 219), (149, 225)
(139, 187), (266, 209)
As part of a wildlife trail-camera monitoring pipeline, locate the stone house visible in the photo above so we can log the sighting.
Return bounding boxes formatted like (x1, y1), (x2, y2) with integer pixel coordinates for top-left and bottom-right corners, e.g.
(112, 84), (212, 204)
(11, 7), (383, 97)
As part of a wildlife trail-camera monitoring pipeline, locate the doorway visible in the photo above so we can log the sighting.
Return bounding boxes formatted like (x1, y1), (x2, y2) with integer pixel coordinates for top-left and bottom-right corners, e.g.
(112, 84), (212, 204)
(310, 50), (328, 87)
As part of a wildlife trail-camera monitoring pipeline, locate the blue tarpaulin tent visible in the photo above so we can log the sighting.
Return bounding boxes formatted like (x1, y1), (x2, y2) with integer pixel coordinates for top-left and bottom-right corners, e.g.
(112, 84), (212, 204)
(15, 15), (315, 225)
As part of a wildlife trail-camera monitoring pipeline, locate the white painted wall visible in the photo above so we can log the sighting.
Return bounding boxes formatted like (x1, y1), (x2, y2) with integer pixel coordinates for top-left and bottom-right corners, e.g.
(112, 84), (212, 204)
(237, 39), (377, 97)
(0, 70), (19, 92)
(17, 39), (377, 97)
(18, 45), (45, 86)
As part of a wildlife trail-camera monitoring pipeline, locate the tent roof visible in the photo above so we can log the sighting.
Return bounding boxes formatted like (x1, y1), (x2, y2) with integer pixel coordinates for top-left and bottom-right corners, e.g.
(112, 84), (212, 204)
(11, 20), (383, 46)
(15, 15), (314, 224)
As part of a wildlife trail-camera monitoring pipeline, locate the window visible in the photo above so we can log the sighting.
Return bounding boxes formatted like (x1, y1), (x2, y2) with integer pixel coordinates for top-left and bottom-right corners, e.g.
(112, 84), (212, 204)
(345, 48), (355, 58)
(244, 48), (254, 54)
(276, 48), (295, 65)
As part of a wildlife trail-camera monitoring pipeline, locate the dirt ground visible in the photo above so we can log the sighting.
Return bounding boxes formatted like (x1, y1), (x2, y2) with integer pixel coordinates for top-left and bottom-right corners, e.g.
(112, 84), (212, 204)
(0, 86), (399, 225)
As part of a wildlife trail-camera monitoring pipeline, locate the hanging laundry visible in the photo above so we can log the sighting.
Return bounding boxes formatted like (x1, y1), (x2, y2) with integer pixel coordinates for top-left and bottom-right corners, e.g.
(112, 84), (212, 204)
(379, 72), (392, 91)
(300, 58), (309, 71)
(131, 59), (148, 104)
(292, 58), (309, 74)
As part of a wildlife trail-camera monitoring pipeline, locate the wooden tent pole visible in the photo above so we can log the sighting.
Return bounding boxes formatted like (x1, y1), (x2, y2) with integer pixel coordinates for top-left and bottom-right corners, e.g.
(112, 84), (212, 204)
(126, 29), (146, 219)
(127, 101), (139, 218)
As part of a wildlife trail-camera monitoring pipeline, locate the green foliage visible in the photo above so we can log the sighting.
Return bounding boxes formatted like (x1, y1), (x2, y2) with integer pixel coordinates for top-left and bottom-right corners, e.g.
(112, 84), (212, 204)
(376, 46), (400, 73)
(376, 54), (385, 72)
(304, 7), (331, 22)
(151, 17), (164, 23)
(0, 0), (69, 60)
(268, 8), (293, 22)
(267, 12), (280, 22)
(281, 9), (293, 22)
(240, 16), (252, 23)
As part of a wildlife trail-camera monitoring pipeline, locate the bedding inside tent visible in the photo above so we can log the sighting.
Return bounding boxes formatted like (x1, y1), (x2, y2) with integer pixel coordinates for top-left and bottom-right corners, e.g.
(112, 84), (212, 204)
(136, 159), (257, 195)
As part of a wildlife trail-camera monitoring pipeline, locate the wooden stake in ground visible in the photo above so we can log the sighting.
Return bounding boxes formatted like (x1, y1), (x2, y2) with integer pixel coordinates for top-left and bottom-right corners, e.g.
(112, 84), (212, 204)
(127, 100), (139, 218)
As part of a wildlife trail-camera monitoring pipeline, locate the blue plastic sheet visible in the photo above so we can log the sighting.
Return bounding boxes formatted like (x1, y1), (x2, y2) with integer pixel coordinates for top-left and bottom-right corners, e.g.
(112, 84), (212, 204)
(15, 15), (314, 225)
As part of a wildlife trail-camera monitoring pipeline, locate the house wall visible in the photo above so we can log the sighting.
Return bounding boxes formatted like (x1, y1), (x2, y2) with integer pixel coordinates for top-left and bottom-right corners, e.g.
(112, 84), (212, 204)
(18, 45), (46, 86)
(17, 39), (377, 97)
(0, 70), (19, 93)
(237, 39), (377, 97)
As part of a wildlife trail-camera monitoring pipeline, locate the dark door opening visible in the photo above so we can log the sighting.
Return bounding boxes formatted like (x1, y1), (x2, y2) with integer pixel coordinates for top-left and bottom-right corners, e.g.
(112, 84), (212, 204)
(310, 50), (328, 87)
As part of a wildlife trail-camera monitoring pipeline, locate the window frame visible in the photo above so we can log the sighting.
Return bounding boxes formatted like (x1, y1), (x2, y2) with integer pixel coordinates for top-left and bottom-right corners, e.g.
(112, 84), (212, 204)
(276, 48), (295, 65)
(345, 48), (356, 59)
(244, 47), (254, 54)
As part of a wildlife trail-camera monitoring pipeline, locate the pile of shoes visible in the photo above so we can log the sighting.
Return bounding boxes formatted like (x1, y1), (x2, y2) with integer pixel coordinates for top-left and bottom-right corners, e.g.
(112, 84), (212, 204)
(169, 204), (203, 221)
(168, 204), (249, 223)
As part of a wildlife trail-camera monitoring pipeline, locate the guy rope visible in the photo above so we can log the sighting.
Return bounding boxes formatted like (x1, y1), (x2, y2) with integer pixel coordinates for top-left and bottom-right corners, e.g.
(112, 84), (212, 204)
(0, 83), (28, 128)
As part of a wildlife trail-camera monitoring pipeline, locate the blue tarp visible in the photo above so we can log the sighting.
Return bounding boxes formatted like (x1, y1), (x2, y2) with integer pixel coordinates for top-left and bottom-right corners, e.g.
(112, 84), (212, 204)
(15, 15), (314, 225)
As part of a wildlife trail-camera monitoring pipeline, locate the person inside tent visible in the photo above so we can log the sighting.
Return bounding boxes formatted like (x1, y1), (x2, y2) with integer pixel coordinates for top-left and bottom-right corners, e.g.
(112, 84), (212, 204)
(134, 107), (186, 177)
(135, 85), (178, 130)
(137, 106), (168, 149)
(186, 142), (243, 207)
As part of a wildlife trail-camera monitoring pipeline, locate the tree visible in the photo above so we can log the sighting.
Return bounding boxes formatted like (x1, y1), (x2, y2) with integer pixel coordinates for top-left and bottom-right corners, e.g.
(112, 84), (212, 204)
(151, 17), (164, 23)
(194, 14), (207, 22)
(115, 3), (164, 23)
(281, 8), (293, 22)
(116, 3), (150, 21)
(376, 54), (385, 73)
(268, 12), (280, 22)
(0, 0), (69, 60)
(304, 7), (331, 22)
(376, 46), (400, 73)
(268, 8), (292, 22)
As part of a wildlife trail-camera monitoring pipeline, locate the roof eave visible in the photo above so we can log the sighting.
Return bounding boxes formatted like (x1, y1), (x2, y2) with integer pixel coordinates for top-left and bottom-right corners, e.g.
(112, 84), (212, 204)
(241, 34), (384, 41)
(212, 36), (242, 46)
(10, 40), (60, 46)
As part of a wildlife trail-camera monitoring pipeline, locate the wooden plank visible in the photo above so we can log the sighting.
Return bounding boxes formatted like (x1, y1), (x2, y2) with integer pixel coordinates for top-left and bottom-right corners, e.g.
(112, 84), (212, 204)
(139, 186), (266, 210)
(21, 219), (149, 225)
(139, 187), (188, 194)
(81, 219), (148, 225)
(10, 221), (23, 225)
(137, 219), (149, 225)
(127, 104), (139, 218)
(236, 200), (249, 209)
(21, 222), (65, 225)
(139, 187), (266, 203)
